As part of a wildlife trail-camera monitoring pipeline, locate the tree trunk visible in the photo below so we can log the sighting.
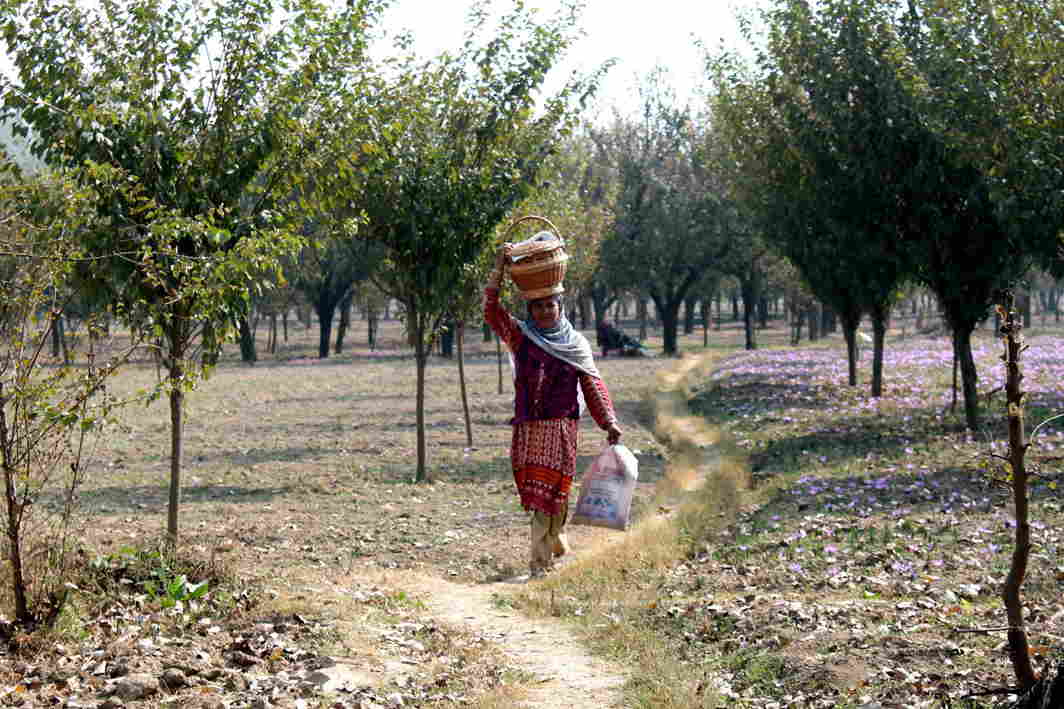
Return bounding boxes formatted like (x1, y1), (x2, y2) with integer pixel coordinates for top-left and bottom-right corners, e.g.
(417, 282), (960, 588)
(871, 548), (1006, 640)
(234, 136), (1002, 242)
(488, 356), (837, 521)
(658, 299), (681, 356)
(1, 380), (29, 625)
(743, 303), (756, 350)
(951, 325), (981, 430)
(791, 309), (804, 346)
(1000, 300), (1037, 690)
(282, 310), (289, 343)
(316, 301), (336, 359)
(167, 364), (184, 548)
(701, 298), (710, 348)
(50, 312), (62, 359)
(579, 297), (592, 330)
(638, 298), (648, 341)
(842, 320), (859, 387)
(335, 290), (353, 354)
(871, 305), (888, 397)
(741, 277), (758, 351)
(483, 320), (492, 343)
(238, 316), (257, 363)
(1008, 663), (1064, 709)
(683, 295), (697, 335)
(591, 288), (616, 329)
(457, 322), (473, 448)
(413, 312), (430, 483)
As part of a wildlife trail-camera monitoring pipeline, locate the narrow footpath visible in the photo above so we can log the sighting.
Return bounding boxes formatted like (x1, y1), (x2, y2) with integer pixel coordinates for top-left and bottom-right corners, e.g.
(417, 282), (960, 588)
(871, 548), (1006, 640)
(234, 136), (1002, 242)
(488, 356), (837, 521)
(409, 573), (626, 708)
(391, 351), (724, 709)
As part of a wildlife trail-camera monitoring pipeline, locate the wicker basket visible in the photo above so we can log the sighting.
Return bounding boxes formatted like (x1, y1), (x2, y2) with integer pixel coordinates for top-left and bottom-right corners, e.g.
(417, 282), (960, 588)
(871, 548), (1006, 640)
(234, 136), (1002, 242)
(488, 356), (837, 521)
(506, 215), (569, 300)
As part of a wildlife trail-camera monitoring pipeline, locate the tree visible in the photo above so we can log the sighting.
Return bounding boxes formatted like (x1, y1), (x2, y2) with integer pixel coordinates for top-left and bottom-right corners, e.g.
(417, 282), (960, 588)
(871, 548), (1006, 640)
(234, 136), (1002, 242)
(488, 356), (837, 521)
(599, 70), (733, 356)
(332, 0), (605, 482)
(0, 168), (139, 628)
(710, 2), (913, 389)
(512, 128), (616, 328)
(906, 0), (1064, 274)
(287, 222), (382, 359)
(716, 0), (1043, 425)
(446, 254), (496, 449)
(0, 0), (384, 543)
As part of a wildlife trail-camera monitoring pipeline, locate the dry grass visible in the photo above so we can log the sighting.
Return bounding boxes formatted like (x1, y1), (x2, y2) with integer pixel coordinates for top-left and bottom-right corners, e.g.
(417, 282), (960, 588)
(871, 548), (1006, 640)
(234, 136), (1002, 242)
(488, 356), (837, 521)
(69, 314), (756, 583)
(2, 312), (756, 703)
(499, 346), (749, 708)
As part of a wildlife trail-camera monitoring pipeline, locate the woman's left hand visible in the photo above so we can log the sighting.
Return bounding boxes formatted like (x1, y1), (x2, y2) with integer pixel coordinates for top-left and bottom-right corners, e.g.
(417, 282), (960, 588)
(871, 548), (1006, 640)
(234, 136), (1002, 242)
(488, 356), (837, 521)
(606, 423), (622, 445)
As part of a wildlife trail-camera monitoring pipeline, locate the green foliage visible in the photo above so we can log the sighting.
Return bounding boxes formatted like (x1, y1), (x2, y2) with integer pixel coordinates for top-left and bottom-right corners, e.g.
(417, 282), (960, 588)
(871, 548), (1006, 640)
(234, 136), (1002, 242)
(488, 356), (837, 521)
(599, 68), (735, 355)
(510, 128), (616, 306)
(0, 0), (386, 540)
(710, 0), (1064, 428)
(347, 0), (606, 337)
(90, 547), (211, 609)
(908, 0), (1064, 271)
(0, 0), (384, 358)
(308, 0), (607, 480)
(0, 169), (141, 628)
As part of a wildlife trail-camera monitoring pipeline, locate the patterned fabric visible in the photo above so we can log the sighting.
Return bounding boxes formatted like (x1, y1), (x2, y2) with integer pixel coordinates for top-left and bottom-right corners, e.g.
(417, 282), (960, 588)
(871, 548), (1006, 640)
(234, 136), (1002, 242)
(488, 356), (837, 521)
(580, 374), (616, 430)
(512, 335), (582, 423)
(511, 420), (578, 515)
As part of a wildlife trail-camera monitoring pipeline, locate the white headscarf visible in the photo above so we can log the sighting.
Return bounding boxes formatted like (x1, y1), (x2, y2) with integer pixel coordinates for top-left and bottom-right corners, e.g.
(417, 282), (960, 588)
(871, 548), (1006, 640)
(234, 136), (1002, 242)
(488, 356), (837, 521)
(516, 311), (600, 379)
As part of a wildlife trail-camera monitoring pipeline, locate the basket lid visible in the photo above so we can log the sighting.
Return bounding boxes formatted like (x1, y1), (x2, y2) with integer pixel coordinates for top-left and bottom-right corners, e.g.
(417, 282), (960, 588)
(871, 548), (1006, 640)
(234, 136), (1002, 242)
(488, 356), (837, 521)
(510, 231), (564, 263)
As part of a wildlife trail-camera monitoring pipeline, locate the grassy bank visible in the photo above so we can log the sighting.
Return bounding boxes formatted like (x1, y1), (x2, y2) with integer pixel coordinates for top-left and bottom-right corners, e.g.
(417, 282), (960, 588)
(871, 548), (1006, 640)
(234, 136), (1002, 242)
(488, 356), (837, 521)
(511, 325), (1064, 708)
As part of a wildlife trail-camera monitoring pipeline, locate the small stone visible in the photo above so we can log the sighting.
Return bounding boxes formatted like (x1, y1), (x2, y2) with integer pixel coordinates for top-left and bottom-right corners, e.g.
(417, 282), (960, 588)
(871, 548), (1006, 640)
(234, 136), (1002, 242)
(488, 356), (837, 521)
(303, 670), (330, 688)
(114, 673), (159, 701)
(161, 667), (188, 689)
(227, 650), (260, 668)
(108, 662), (130, 679)
(64, 700), (96, 708)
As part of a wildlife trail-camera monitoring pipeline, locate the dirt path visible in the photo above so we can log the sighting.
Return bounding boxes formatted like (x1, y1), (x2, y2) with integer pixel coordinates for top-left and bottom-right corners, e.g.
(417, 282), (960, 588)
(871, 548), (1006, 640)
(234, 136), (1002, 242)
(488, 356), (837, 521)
(384, 353), (722, 709)
(400, 572), (626, 708)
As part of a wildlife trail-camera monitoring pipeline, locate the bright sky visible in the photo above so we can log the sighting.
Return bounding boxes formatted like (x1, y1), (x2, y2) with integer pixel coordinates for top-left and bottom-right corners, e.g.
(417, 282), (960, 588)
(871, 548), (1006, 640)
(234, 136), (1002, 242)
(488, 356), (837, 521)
(378, 0), (757, 117)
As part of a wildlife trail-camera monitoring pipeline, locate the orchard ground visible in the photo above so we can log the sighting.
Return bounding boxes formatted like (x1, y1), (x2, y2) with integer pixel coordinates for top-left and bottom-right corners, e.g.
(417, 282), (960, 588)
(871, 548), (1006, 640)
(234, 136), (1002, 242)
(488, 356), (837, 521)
(4, 311), (1064, 708)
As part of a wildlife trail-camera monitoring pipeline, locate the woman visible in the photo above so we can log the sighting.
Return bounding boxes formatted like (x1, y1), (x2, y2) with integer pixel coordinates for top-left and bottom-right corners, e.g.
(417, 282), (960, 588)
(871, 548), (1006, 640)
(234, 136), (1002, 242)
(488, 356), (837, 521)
(484, 242), (622, 577)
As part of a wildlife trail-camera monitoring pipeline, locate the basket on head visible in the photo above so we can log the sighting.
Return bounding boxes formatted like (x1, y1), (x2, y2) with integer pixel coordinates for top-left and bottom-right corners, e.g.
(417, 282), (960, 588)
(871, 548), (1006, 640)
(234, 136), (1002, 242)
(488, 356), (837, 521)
(506, 216), (569, 301)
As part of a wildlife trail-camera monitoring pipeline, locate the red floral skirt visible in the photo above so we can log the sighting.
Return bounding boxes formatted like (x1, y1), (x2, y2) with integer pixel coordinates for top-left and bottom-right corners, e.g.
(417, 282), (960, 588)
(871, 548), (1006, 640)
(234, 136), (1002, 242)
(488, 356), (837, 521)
(510, 418), (578, 517)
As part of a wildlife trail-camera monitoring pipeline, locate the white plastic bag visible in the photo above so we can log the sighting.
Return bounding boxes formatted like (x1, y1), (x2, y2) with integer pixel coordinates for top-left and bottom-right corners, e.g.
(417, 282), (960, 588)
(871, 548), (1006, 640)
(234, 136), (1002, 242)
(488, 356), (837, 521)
(571, 444), (639, 530)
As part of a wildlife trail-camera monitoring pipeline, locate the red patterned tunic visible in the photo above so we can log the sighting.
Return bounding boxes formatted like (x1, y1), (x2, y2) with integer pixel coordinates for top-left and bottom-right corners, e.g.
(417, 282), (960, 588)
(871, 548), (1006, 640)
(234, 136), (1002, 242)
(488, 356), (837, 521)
(484, 287), (618, 516)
